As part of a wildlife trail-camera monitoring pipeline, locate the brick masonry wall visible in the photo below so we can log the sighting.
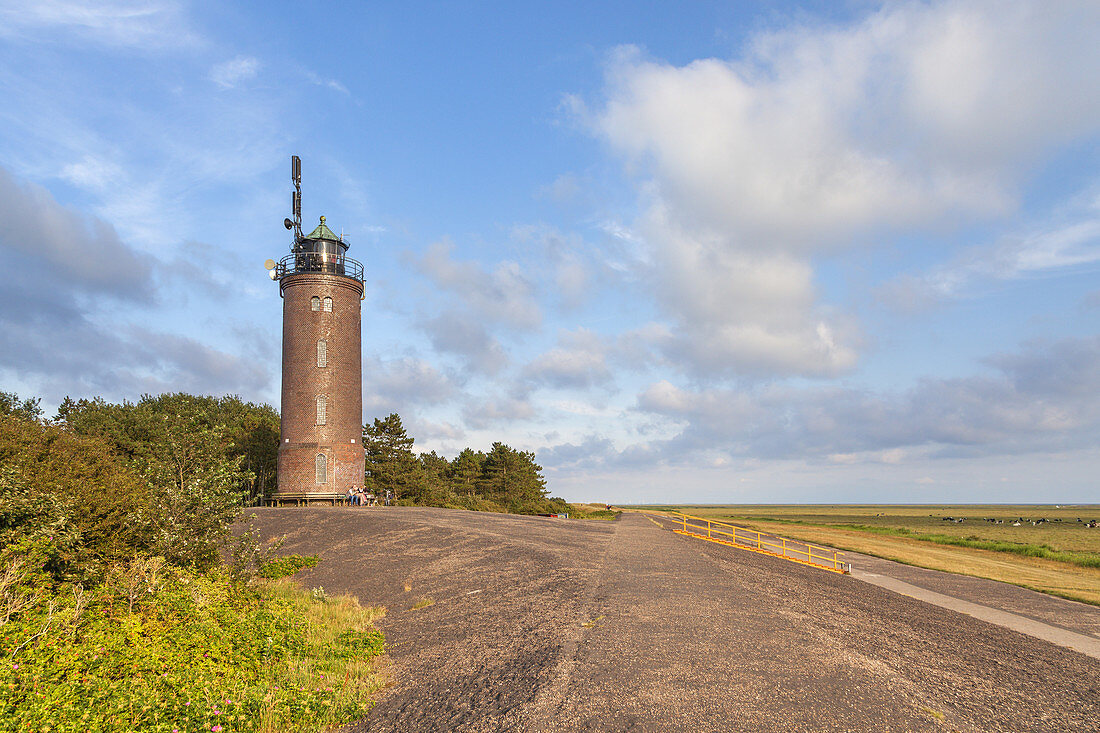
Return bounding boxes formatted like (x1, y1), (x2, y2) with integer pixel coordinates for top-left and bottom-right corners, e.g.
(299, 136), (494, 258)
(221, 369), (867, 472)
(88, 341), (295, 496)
(277, 272), (365, 495)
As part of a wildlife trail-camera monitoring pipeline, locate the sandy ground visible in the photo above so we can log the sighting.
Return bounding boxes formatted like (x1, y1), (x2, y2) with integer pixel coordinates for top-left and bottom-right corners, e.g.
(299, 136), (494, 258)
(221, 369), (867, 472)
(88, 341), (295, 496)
(247, 507), (1100, 732)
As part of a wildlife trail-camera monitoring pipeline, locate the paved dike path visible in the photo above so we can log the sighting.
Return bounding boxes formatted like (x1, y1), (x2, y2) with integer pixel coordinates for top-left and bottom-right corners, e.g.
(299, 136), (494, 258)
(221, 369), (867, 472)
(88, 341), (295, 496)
(249, 508), (1099, 732)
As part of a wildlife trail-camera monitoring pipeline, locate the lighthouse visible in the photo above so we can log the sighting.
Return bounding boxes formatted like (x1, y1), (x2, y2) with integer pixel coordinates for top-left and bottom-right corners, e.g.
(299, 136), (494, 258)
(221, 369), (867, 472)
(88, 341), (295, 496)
(266, 156), (365, 503)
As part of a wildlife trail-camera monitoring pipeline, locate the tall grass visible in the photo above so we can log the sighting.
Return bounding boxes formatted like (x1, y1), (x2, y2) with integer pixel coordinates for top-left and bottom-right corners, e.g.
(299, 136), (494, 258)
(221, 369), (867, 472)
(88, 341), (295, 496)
(727, 516), (1100, 569)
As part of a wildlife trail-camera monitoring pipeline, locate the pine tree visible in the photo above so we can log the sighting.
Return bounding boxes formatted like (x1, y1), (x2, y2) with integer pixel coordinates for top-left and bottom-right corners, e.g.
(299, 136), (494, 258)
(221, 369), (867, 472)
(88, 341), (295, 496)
(451, 448), (484, 497)
(477, 442), (548, 511)
(363, 413), (423, 502)
(418, 450), (453, 506)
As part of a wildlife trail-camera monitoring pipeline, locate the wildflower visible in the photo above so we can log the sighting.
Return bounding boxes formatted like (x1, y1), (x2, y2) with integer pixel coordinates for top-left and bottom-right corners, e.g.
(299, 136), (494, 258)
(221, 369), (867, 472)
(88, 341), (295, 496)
(212, 727), (223, 732)
(11, 664), (17, 670)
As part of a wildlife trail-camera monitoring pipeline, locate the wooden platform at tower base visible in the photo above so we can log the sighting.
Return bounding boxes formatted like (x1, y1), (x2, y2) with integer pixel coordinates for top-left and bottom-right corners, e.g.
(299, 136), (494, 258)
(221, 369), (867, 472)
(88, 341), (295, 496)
(266, 492), (346, 507)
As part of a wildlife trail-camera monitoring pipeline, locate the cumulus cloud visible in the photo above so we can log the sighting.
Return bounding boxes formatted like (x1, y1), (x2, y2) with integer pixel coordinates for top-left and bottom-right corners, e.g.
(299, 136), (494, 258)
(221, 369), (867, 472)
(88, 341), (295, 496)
(414, 240), (540, 330)
(640, 208), (860, 377)
(419, 312), (508, 376)
(409, 418), (465, 442)
(0, 166), (153, 299)
(538, 435), (616, 470)
(461, 395), (536, 430)
(515, 224), (593, 309)
(523, 328), (611, 389)
(621, 335), (1100, 468)
(360, 354), (455, 413)
(0, 166), (272, 404)
(599, 3), (1100, 245)
(583, 0), (1100, 378)
(362, 356), (456, 416)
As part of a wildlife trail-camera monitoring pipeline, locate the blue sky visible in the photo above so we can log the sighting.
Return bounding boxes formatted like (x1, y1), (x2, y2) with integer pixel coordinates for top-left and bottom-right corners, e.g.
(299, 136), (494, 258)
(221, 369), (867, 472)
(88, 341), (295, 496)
(2, 0), (1099, 504)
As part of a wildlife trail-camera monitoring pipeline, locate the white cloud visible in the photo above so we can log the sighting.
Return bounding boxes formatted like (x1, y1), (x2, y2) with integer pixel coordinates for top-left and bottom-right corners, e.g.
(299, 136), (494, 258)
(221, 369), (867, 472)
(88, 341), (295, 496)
(211, 56), (261, 89)
(362, 356), (456, 416)
(462, 395), (536, 429)
(0, 0), (197, 50)
(584, 0), (1100, 379)
(884, 189), (1100, 306)
(0, 165), (152, 298)
(620, 335), (1100, 468)
(0, 165), (273, 404)
(59, 155), (124, 192)
(304, 70), (350, 95)
(414, 240), (541, 330)
(419, 311), (509, 376)
(640, 207), (860, 377)
(523, 328), (611, 389)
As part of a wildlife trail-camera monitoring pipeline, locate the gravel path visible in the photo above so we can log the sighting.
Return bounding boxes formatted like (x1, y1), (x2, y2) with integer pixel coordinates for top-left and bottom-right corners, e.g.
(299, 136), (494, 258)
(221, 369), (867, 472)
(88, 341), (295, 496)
(247, 507), (1100, 732)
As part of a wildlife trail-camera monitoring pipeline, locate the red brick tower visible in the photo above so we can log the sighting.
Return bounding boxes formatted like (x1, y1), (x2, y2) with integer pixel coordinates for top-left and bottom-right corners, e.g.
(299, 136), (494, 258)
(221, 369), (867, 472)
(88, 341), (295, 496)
(267, 157), (365, 502)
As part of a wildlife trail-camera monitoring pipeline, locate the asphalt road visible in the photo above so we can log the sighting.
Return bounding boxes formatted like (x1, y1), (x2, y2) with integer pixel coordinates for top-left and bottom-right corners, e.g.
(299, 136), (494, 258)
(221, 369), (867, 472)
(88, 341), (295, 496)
(247, 507), (1099, 732)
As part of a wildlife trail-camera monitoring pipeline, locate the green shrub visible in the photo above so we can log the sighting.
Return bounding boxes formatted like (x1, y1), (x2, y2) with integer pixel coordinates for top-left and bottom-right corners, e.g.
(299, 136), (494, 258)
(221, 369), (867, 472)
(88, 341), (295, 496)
(574, 509), (620, 520)
(0, 541), (385, 733)
(258, 554), (320, 580)
(0, 415), (152, 582)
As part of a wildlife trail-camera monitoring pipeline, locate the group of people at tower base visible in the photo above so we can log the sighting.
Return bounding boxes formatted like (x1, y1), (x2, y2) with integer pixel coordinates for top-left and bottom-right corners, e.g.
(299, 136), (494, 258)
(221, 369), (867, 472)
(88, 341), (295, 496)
(343, 486), (392, 506)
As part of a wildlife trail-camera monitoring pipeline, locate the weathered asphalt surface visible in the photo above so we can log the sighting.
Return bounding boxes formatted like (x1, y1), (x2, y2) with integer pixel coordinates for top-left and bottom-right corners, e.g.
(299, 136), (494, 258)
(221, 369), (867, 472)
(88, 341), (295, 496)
(247, 508), (1100, 732)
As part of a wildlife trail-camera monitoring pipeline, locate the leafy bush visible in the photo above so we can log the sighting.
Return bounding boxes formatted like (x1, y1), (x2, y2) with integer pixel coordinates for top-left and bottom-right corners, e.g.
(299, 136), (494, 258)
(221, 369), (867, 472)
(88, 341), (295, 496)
(572, 509), (620, 520)
(0, 540), (385, 733)
(1, 392), (275, 575)
(0, 415), (152, 582)
(258, 555), (320, 580)
(0, 393), (386, 731)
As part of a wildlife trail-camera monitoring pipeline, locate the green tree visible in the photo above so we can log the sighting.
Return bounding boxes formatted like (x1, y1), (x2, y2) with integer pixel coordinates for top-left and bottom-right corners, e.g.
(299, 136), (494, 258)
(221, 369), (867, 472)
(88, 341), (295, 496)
(55, 393), (258, 569)
(418, 450), (454, 507)
(0, 391), (42, 421)
(363, 413), (423, 503)
(477, 442), (549, 512)
(0, 413), (150, 580)
(451, 448), (484, 497)
(57, 393), (279, 506)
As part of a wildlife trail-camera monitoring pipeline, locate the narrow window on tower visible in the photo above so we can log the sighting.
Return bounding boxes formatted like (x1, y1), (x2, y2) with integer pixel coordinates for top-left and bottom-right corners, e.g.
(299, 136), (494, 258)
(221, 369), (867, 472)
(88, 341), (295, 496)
(317, 339), (328, 367)
(311, 296), (320, 312)
(323, 296), (333, 312)
(316, 395), (327, 425)
(315, 453), (327, 484)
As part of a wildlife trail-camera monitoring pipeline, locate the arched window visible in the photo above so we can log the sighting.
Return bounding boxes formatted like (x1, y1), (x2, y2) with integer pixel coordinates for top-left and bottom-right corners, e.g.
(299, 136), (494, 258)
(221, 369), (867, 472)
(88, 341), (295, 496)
(315, 453), (328, 484)
(317, 339), (328, 367)
(311, 296), (320, 312)
(323, 296), (333, 312)
(316, 395), (327, 425)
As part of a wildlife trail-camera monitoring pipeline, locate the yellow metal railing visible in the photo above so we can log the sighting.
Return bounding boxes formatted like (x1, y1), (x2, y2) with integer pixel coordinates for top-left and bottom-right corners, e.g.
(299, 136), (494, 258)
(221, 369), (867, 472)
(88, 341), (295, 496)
(643, 510), (851, 574)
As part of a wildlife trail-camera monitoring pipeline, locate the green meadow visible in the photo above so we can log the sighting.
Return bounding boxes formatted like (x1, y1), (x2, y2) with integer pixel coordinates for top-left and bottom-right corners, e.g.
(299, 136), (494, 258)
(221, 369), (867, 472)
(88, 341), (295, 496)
(636, 505), (1100, 605)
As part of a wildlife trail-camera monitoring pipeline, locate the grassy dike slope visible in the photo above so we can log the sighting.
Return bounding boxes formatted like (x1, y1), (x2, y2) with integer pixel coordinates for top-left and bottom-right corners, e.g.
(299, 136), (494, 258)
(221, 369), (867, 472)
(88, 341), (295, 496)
(640, 505), (1100, 606)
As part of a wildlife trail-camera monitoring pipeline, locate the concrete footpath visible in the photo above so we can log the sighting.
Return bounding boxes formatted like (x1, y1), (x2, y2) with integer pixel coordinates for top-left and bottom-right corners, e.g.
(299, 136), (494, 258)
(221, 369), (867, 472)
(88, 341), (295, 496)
(851, 566), (1100, 661)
